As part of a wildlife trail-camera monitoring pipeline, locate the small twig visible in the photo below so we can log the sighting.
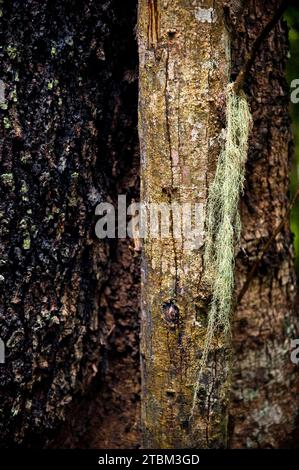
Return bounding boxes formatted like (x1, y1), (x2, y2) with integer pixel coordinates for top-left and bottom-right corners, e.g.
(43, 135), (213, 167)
(237, 189), (299, 306)
(233, 0), (289, 94)
(106, 324), (116, 339)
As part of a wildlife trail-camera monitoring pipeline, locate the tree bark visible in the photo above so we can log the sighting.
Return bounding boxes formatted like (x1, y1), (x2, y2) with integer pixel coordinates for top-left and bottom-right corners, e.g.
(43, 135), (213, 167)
(138, 0), (232, 449)
(0, 0), (139, 447)
(0, 0), (298, 449)
(227, 0), (299, 448)
(139, 0), (299, 449)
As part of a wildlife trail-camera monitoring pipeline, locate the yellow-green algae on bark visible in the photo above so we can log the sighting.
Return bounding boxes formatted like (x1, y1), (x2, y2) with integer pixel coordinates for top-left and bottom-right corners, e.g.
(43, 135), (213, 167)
(138, 0), (232, 448)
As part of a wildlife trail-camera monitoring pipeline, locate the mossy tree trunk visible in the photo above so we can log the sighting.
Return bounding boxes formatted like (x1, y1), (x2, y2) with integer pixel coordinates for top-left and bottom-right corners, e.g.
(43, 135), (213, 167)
(139, 0), (299, 449)
(0, 0), (298, 450)
(0, 0), (139, 447)
(138, 0), (232, 449)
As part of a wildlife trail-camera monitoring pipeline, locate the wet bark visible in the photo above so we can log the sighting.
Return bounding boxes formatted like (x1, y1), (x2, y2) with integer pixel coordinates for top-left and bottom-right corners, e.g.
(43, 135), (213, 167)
(0, 0), (139, 447)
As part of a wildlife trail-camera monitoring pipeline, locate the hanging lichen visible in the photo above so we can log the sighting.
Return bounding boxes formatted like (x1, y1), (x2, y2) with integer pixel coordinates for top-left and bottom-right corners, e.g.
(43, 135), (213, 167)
(191, 84), (252, 417)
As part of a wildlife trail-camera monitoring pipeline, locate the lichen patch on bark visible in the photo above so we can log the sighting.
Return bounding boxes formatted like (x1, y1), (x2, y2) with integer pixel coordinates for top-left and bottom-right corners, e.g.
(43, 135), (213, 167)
(138, 0), (232, 449)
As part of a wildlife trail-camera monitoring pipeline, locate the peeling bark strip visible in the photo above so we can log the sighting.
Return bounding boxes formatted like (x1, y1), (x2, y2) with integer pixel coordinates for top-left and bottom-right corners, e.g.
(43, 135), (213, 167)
(138, 0), (232, 448)
(195, 8), (217, 24)
(147, 0), (160, 48)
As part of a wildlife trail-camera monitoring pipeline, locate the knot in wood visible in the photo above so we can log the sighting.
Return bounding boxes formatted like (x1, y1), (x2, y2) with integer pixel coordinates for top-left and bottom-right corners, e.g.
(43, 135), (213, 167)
(162, 301), (179, 327)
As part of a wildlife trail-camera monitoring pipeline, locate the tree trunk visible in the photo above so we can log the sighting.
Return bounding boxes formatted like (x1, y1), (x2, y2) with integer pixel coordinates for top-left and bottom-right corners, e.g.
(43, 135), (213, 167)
(1, 0), (298, 449)
(138, 0), (232, 449)
(0, 0), (139, 447)
(227, 0), (299, 448)
(139, 0), (299, 449)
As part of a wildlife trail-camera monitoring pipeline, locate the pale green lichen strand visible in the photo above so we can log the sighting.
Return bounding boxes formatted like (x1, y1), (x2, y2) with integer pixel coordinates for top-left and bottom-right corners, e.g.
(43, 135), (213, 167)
(191, 85), (252, 416)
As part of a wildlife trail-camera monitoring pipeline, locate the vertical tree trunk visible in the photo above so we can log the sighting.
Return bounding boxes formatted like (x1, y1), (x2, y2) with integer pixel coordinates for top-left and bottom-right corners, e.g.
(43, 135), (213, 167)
(0, 0), (139, 447)
(138, 0), (232, 448)
(139, 0), (299, 449)
(1, 0), (298, 449)
(227, 0), (299, 448)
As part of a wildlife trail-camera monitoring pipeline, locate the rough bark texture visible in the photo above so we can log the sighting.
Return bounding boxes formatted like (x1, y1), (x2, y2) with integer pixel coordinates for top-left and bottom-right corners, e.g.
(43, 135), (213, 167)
(49, 0), (141, 450)
(227, 0), (299, 448)
(0, 0), (140, 447)
(138, 0), (232, 449)
(0, 0), (298, 450)
(139, 0), (299, 449)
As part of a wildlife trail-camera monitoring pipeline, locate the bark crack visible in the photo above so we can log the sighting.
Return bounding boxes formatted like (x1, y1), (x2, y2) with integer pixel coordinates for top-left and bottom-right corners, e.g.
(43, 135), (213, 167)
(164, 44), (179, 295)
(147, 0), (160, 49)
